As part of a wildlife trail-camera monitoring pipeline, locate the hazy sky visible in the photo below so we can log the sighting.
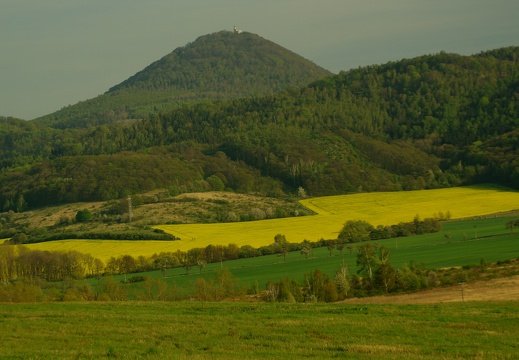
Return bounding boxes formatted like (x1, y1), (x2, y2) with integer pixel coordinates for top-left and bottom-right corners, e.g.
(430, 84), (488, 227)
(1, 0), (518, 120)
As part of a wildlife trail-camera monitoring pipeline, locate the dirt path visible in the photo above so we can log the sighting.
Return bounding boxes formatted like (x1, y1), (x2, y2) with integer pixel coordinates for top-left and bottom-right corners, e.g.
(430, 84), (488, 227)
(342, 275), (519, 304)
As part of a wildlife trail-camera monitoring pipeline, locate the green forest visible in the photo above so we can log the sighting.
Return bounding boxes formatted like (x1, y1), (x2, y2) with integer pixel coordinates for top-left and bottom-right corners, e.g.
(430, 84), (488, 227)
(0, 39), (518, 211)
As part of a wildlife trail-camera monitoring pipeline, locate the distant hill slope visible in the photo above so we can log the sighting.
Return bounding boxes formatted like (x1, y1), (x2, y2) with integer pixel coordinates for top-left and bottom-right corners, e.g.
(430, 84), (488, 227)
(33, 31), (332, 129)
(1, 47), (518, 211)
(108, 31), (332, 95)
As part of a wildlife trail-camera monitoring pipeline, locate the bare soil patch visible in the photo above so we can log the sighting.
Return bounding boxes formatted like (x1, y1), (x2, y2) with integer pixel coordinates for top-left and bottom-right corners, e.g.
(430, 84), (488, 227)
(342, 275), (519, 304)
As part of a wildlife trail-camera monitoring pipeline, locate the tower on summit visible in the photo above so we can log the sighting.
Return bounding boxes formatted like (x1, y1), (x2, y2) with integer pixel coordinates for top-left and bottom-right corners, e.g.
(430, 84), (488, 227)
(234, 26), (242, 34)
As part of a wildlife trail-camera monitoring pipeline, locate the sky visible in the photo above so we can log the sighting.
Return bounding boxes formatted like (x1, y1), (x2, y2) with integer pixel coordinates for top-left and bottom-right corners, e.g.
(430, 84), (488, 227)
(1, 0), (518, 120)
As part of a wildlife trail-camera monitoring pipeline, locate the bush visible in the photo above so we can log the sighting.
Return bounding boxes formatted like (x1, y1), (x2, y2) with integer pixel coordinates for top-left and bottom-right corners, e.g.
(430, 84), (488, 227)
(125, 276), (146, 283)
(305, 269), (339, 302)
(338, 220), (373, 243)
(9, 232), (28, 244)
(76, 209), (93, 223)
(206, 175), (225, 191)
(277, 279), (303, 303)
(0, 281), (44, 302)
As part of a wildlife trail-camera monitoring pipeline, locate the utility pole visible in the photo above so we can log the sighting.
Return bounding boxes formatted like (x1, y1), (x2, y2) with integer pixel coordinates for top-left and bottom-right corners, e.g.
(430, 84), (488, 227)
(127, 196), (133, 222)
(459, 282), (465, 302)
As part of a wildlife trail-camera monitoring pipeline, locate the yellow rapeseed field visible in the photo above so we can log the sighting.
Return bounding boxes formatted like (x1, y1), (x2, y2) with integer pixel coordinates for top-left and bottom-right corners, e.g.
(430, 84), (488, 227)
(27, 185), (519, 261)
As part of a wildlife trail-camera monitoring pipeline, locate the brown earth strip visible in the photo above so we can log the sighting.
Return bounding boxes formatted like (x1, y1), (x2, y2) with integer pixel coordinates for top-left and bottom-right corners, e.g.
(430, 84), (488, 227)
(342, 275), (519, 304)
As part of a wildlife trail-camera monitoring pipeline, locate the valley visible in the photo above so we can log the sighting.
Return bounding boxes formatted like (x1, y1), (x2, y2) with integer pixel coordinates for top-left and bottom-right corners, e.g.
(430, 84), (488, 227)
(1, 14), (518, 360)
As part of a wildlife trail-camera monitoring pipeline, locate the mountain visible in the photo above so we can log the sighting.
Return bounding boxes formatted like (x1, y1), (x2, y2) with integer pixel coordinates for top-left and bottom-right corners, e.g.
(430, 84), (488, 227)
(1, 47), (518, 212)
(33, 30), (332, 129)
(108, 31), (332, 95)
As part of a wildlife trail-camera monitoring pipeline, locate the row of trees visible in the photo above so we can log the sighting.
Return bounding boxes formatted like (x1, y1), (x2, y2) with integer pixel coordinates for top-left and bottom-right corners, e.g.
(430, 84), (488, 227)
(0, 246), (102, 283)
(264, 243), (484, 303)
(338, 215), (445, 243)
(1, 243), (491, 303)
(0, 275), (176, 302)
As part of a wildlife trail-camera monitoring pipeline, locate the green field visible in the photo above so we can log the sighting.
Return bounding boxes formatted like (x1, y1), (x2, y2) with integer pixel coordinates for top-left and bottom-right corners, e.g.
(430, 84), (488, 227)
(26, 185), (519, 261)
(1, 301), (518, 359)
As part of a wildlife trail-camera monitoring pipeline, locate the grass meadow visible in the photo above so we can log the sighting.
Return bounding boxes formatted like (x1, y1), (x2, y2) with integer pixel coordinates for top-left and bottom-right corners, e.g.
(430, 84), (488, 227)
(26, 184), (519, 261)
(1, 301), (518, 359)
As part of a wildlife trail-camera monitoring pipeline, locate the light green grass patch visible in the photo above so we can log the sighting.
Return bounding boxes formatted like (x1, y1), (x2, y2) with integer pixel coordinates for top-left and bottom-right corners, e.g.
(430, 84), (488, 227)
(0, 302), (518, 359)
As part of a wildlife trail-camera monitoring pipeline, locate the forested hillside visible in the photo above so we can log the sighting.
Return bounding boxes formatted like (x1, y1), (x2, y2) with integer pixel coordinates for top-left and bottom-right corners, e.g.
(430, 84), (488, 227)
(33, 31), (332, 129)
(1, 45), (518, 212)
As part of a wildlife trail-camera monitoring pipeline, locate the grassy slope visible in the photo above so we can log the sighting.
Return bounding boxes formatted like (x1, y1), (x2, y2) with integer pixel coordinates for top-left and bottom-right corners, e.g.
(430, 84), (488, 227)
(13, 191), (304, 232)
(26, 184), (519, 261)
(1, 301), (518, 359)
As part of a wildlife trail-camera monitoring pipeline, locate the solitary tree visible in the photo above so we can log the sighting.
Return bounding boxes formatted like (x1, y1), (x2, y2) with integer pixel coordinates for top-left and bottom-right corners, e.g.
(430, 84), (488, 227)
(75, 209), (93, 223)
(9, 233), (28, 244)
(197, 259), (207, 273)
(179, 252), (195, 275)
(338, 220), (374, 243)
(274, 234), (289, 261)
(374, 246), (396, 293)
(334, 263), (351, 299)
(506, 219), (519, 233)
(193, 278), (210, 301)
(305, 269), (338, 302)
(274, 234), (287, 245)
(155, 257), (170, 278)
(356, 243), (379, 289)
(327, 240), (336, 256)
(300, 246), (311, 259)
(279, 247), (288, 261)
(118, 255), (136, 282)
(15, 194), (27, 213)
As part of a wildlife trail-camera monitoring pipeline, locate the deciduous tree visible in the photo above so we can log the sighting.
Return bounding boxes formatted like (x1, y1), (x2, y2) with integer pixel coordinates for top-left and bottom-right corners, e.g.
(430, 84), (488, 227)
(338, 220), (374, 243)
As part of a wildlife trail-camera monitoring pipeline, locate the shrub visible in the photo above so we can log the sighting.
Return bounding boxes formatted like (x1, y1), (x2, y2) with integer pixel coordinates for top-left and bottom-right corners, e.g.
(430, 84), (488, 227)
(0, 282), (43, 302)
(305, 269), (339, 302)
(206, 175), (225, 191)
(75, 209), (93, 223)
(250, 208), (266, 220)
(125, 276), (146, 283)
(9, 232), (28, 244)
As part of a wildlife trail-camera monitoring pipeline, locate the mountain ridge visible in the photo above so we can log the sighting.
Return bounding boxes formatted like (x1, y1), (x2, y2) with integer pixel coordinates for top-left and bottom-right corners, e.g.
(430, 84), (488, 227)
(33, 30), (333, 129)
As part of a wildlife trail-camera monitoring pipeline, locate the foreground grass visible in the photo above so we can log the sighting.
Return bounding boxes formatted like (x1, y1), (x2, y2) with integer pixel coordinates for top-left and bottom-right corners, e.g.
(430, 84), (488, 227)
(26, 184), (519, 261)
(0, 301), (517, 359)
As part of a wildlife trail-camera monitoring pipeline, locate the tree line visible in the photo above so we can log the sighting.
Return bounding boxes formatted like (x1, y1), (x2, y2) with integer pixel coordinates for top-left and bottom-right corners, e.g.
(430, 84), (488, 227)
(0, 242), (498, 303)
